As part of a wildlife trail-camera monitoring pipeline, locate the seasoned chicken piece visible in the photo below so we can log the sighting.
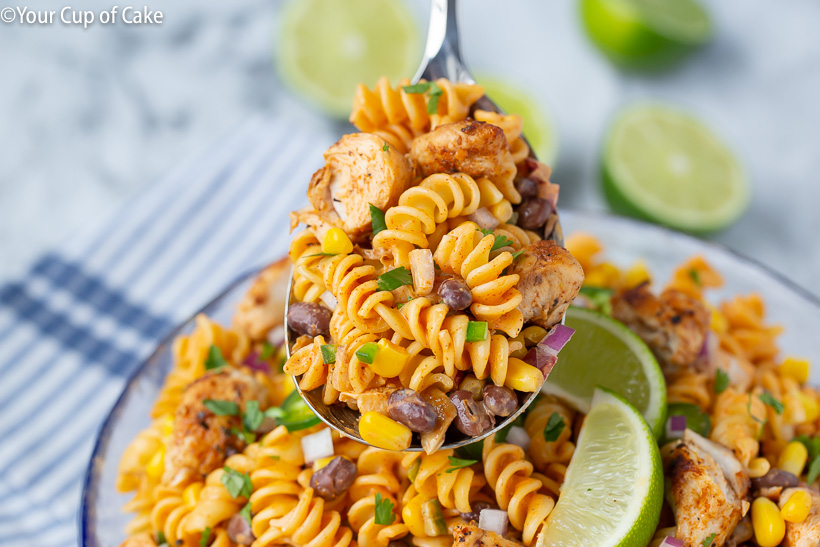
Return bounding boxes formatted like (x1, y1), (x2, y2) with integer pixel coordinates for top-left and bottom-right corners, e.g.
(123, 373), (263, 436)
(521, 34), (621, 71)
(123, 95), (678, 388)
(411, 119), (512, 179)
(306, 132), (412, 235)
(510, 240), (584, 328)
(612, 284), (709, 376)
(118, 534), (157, 547)
(663, 430), (750, 547)
(452, 523), (523, 547)
(163, 369), (268, 485)
(233, 256), (290, 341)
(289, 205), (347, 245)
(780, 487), (820, 547)
(338, 384), (398, 415)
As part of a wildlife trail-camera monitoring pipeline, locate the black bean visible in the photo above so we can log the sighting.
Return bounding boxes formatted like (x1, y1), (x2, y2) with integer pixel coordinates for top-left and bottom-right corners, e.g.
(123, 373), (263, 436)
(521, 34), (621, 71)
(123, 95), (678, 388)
(751, 468), (799, 491)
(287, 302), (331, 337)
(483, 385), (518, 417)
(515, 177), (539, 199)
(517, 198), (552, 230)
(226, 513), (255, 545)
(459, 500), (496, 523)
(450, 390), (494, 437)
(388, 389), (437, 433)
(310, 456), (358, 500)
(437, 279), (472, 311)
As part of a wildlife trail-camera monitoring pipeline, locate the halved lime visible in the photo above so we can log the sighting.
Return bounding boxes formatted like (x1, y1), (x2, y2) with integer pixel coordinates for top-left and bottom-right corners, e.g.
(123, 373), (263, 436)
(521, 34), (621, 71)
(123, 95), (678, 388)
(475, 74), (557, 165)
(542, 306), (666, 437)
(603, 104), (749, 234)
(580, 0), (712, 68)
(537, 388), (663, 547)
(276, 0), (421, 117)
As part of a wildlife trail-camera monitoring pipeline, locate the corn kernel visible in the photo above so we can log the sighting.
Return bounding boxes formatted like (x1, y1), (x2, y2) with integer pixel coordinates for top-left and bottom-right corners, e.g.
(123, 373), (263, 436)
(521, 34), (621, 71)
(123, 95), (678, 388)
(748, 457), (771, 479)
(504, 358), (544, 392)
(313, 455), (337, 472)
(366, 339), (408, 378)
(146, 446), (165, 481)
(624, 260), (651, 288)
(780, 357), (810, 384)
(585, 263), (620, 288)
(779, 441), (809, 477)
(183, 482), (203, 507)
(780, 489), (811, 523)
(322, 228), (353, 255)
(752, 497), (786, 547)
(799, 391), (820, 422)
(706, 302), (728, 334)
(358, 412), (411, 451)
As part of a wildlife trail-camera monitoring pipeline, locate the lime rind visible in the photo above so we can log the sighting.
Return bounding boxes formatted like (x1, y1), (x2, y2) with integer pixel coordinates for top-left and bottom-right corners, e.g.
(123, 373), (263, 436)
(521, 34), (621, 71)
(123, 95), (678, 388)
(603, 103), (749, 234)
(539, 388), (663, 547)
(542, 306), (667, 438)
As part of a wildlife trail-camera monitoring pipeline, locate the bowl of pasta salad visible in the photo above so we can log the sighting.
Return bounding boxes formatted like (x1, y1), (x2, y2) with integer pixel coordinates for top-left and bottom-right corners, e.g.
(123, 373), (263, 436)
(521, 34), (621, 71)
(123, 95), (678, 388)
(81, 76), (820, 547)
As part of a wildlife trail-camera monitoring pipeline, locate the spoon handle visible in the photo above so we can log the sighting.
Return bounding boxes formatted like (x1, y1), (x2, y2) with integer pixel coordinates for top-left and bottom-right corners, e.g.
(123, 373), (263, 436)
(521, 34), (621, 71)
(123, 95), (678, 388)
(413, 0), (475, 84)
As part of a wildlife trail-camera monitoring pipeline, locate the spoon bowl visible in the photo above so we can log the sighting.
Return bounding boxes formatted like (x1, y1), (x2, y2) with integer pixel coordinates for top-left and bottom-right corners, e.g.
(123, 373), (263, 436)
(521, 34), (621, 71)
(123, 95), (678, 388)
(285, 0), (564, 450)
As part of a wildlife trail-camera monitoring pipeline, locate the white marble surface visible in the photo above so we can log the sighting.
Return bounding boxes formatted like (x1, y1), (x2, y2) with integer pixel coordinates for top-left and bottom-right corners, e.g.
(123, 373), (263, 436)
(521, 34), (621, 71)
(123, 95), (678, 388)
(1, 0), (819, 295)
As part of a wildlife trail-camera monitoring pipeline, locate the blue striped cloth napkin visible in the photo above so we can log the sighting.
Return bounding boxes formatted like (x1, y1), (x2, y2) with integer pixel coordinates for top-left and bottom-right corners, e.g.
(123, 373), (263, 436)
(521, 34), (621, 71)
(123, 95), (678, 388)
(0, 115), (338, 547)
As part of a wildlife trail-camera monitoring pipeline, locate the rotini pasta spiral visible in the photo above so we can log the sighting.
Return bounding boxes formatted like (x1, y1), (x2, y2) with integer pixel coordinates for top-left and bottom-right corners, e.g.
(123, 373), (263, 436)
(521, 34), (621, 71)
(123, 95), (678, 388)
(667, 371), (713, 411)
(350, 77), (485, 153)
(434, 221), (523, 337)
(403, 450), (486, 514)
(150, 482), (202, 546)
(523, 397), (575, 497)
(184, 450), (256, 536)
(373, 172), (481, 268)
(710, 388), (766, 468)
(482, 437), (555, 546)
(255, 487), (354, 547)
(289, 230), (327, 304)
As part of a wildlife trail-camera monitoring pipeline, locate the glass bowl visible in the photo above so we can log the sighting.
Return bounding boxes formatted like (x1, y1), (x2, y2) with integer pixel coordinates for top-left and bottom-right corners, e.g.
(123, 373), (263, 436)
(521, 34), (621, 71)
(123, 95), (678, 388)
(79, 209), (820, 546)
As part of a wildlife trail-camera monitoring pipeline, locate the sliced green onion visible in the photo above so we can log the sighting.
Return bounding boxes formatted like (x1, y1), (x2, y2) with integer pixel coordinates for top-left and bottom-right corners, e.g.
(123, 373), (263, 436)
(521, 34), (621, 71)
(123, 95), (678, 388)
(356, 342), (380, 364)
(320, 344), (337, 364)
(466, 321), (489, 343)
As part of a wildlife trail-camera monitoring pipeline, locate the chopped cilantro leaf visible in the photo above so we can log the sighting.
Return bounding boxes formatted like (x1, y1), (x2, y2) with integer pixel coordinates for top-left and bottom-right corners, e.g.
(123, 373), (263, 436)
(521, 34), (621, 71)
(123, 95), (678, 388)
(807, 455), (820, 484)
(491, 235), (514, 251)
(305, 252), (337, 258)
(382, 143), (389, 152)
(511, 250), (524, 260)
(402, 82), (432, 94)
(543, 412), (565, 442)
(239, 502), (252, 526)
(200, 527), (211, 547)
(759, 391), (784, 414)
(157, 532), (168, 547)
(203, 399), (239, 416)
(221, 466), (252, 498)
(702, 533), (716, 547)
(204, 345), (228, 371)
(714, 369), (730, 394)
(445, 456), (477, 473)
(259, 342), (275, 360)
(376, 267), (413, 291)
(374, 492), (396, 525)
(689, 268), (702, 286)
(369, 204), (387, 236)
(477, 227), (494, 237)
(796, 435), (820, 460)
(243, 400), (264, 432)
(320, 344), (337, 365)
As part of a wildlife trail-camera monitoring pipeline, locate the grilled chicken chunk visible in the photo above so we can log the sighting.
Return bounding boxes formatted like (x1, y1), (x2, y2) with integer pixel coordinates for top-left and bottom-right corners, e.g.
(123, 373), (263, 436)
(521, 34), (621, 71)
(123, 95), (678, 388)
(663, 430), (750, 547)
(411, 119), (512, 179)
(163, 369), (268, 485)
(233, 256), (290, 341)
(510, 240), (584, 328)
(611, 284), (709, 376)
(780, 487), (820, 547)
(305, 132), (412, 235)
(452, 523), (522, 547)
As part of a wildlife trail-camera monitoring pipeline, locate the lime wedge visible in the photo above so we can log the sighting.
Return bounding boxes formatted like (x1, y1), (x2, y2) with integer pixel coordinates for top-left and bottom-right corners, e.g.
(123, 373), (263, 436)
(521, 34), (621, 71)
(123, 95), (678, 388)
(542, 306), (666, 438)
(475, 74), (557, 164)
(276, 0), (421, 117)
(580, 0), (712, 68)
(603, 104), (749, 233)
(537, 388), (663, 547)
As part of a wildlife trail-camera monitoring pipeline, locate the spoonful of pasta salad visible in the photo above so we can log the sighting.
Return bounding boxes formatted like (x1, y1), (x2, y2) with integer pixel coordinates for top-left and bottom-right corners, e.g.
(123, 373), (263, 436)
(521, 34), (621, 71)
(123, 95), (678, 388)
(282, 0), (584, 453)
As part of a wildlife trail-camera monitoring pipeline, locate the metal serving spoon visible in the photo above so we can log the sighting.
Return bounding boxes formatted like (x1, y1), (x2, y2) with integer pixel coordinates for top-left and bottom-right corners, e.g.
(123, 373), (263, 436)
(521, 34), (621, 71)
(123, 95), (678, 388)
(284, 0), (564, 451)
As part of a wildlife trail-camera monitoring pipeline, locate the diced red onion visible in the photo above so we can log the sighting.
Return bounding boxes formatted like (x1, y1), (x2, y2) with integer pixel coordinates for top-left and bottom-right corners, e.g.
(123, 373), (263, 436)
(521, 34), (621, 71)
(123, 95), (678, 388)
(659, 537), (683, 547)
(666, 415), (686, 439)
(538, 324), (575, 355)
(523, 346), (558, 377)
(320, 291), (338, 311)
(467, 208), (500, 230)
(266, 327), (285, 347)
(478, 509), (508, 536)
(505, 426), (530, 452)
(243, 352), (269, 373)
(301, 428), (334, 463)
